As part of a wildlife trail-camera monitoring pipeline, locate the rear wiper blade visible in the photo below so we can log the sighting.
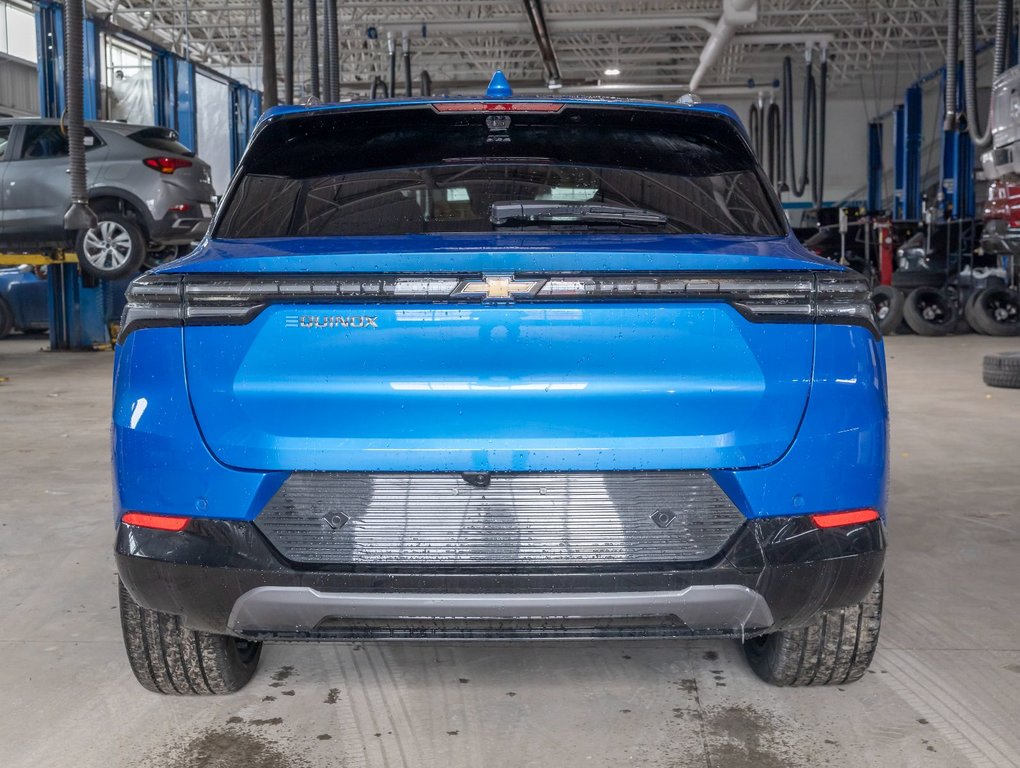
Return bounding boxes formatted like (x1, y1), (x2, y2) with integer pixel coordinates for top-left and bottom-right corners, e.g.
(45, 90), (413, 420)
(490, 201), (669, 227)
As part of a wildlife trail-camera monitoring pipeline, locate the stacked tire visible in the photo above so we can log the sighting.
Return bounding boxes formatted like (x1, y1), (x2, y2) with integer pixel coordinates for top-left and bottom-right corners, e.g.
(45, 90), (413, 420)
(902, 286), (959, 336)
(965, 288), (1020, 337)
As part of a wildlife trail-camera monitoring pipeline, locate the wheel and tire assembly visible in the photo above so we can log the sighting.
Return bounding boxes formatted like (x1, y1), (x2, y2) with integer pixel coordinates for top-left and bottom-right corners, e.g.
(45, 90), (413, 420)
(0, 296), (14, 339)
(983, 352), (1020, 388)
(76, 211), (146, 281)
(903, 287), (959, 336)
(870, 286), (905, 336)
(744, 577), (883, 687)
(118, 579), (262, 694)
(967, 288), (1020, 337)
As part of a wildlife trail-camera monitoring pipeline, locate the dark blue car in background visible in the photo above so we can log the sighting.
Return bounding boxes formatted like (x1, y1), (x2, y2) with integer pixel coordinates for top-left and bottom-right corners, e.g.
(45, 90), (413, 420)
(0, 265), (131, 339)
(0, 265), (48, 338)
(112, 88), (888, 694)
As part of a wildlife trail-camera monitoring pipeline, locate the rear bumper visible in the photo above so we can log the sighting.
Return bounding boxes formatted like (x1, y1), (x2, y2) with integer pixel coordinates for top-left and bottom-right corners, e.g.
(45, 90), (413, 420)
(146, 209), (211, 245)
(116, 516), (885, 640)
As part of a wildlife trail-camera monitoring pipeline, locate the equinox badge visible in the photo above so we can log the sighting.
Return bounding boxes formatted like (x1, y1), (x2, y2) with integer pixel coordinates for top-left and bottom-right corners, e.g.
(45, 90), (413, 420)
(286, 315), (379, 329)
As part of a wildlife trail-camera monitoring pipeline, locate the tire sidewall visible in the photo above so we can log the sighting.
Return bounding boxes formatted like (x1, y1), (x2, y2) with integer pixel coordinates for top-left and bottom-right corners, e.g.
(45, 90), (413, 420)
(871, 286), (905, 336)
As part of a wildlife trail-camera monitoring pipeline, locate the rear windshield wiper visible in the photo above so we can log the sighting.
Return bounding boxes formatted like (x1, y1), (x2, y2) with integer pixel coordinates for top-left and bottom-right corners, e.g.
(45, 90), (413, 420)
(490, 201), (670, 228)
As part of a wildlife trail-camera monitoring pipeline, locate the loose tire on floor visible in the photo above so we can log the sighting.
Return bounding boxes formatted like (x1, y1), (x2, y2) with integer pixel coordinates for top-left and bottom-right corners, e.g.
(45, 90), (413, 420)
(983, 352), (1020, 388)
(743, 576), (883, 687)
(870, 285), (905, 336)
(76, 211), (146, 281)
(0, 296), (13, 339)
(968, 288), (1020, 337)
(903, 287), (959, 336)
(118, 579), (262, 694)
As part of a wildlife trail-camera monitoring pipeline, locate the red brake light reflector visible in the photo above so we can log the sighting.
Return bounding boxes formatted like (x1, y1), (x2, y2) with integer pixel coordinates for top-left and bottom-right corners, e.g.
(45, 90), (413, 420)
(432, 102), (563, 113)
(121, 512), (191, 531)
(810, 509), (880, 528)
(143, 156), (193, 174)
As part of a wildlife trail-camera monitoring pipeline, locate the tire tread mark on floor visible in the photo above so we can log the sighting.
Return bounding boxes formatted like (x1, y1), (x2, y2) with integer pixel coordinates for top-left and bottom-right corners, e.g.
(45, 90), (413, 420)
(879, 649), (1020, 768)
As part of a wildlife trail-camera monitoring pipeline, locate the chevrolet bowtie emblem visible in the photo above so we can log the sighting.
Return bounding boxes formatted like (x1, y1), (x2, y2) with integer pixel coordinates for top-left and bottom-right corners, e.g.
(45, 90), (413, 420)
(452, 274), (544, 301)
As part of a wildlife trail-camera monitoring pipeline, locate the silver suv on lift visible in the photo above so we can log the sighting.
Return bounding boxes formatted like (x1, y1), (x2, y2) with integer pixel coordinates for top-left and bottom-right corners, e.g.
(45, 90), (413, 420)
(0, 118), (216, 279)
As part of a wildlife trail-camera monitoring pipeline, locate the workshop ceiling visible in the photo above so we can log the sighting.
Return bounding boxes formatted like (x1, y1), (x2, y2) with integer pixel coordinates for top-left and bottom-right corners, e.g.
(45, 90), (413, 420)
(83, 0), (998, 98)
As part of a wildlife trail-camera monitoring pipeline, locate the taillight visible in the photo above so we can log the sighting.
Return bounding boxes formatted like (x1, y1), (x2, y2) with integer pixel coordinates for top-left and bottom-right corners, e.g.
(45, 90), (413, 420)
(118, 270), (878, 340)
(810, 509), (880, 528)
(143, 156), (193, 174)
(121, 512), (191, 531)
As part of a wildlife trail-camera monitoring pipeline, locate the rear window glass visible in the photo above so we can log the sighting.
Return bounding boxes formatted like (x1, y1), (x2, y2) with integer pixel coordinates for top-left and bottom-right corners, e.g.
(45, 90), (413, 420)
(127, 127), (194, 156)
(216, 105), (785, 239)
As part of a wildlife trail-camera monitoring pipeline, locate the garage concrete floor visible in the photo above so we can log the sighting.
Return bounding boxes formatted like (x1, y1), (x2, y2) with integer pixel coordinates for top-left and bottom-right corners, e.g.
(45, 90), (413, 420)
(1, 334), (1019, 768)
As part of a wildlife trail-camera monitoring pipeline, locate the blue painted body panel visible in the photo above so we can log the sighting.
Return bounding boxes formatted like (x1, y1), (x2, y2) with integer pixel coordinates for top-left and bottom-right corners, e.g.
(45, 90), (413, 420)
(112, 328), (287, 522)
(166, 233), (837, 275)
(113, 322), (887, 521)
(184, 302), (814, 472)
(112, 96), (888, 526)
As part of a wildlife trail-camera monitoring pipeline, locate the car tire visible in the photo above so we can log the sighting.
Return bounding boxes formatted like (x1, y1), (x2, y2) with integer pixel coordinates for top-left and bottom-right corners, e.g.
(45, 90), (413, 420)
(743, 576), (883, 687)
(118, 579), (262, 695)
(891, 270), (945, 290)
(903, 287), (959, 336)
(967, 288), (1020, 337)
(983, 352), (1020, 388)
(76, 212), (146, 281)
(0, 297), (13, 339)
(870, 286), (904, 336)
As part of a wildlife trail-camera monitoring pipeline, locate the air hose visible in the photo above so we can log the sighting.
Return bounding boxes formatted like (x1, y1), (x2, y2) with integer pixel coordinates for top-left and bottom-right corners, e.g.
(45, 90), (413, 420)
(781, 49), (827, 207)
(749, 98), (784, 188)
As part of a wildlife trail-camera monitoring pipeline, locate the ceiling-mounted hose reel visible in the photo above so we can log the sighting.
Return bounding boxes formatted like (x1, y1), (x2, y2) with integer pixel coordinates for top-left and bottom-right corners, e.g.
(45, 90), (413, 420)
(750, 45), (828, 210)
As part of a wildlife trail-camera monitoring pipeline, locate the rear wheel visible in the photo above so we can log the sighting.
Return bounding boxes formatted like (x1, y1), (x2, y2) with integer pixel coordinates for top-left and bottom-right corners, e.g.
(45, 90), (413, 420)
(968, 288), (1020, 336)
(118, 579), (262, 694)
(903, 287), (958, 336)
(76, 211), (145, 281)
(743, 576), (883, 687)
(870, 285), (904, 336)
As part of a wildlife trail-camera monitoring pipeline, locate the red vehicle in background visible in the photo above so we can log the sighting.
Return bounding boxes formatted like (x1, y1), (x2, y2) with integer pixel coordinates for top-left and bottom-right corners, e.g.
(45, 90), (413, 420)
(977, 66), (1020, 336)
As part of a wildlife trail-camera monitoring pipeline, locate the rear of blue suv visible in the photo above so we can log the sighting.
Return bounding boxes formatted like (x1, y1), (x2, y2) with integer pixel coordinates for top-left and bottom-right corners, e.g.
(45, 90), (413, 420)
(112, 92), (887, 694)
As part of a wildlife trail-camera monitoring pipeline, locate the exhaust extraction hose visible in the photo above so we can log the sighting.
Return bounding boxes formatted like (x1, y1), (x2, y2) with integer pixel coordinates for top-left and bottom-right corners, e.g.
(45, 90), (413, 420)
(62, 0), (96, 232)
(945, 0), (959, 130)
(963, 0), (1011, 149)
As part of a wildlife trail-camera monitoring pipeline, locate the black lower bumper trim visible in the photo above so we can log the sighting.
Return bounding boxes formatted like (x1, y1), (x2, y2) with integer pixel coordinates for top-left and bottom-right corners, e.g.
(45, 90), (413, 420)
(115, 516), (885, 640)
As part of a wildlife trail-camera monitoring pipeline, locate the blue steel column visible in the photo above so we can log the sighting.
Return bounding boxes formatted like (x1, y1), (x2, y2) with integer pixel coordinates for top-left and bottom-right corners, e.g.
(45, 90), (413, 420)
(893, 105), (906, 220)
(939, 65), (976, 220)
(36, 1), (108, 349)
(153, 53), (196, 152)
(176, 60), (197, 152)
(867, 121), (883, 213)
(36, 2), (64, 117)
(903, 84), (923, 221)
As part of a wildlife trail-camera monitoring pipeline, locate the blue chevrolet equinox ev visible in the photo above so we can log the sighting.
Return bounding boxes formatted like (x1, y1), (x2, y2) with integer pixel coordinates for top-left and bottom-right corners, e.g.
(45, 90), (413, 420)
(113, 79), (887, 694)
